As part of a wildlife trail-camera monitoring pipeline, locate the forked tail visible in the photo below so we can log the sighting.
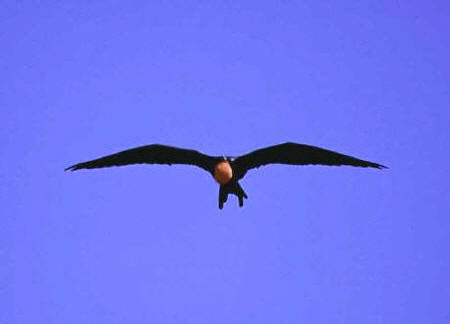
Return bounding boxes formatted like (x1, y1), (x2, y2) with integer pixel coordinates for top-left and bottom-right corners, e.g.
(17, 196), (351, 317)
(218, 181), (248, 209)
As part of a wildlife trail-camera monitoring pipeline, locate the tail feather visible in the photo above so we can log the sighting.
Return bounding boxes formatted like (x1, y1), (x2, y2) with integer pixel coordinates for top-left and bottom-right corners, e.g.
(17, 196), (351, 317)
(219, 185), (227, 210)
(218, 182), (248, 209)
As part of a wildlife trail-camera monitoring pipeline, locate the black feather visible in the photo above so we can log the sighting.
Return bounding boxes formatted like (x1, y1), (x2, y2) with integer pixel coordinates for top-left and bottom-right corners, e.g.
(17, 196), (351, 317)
(65, 144), (216, 173)
(232, 142), (387, 179)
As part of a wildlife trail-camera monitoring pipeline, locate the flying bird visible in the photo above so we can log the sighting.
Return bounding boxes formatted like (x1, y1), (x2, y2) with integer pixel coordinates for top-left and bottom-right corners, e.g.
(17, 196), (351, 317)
(66, 142), (387, 209)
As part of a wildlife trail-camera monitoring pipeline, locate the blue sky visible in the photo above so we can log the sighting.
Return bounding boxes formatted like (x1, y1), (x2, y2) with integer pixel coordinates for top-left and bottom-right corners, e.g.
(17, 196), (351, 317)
(2, 1), (450, 323)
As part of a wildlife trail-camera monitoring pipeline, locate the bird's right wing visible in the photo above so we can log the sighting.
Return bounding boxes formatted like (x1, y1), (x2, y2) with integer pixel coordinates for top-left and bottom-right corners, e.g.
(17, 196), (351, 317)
(65, 144), (216, 173)
(233, 142), (387, 179)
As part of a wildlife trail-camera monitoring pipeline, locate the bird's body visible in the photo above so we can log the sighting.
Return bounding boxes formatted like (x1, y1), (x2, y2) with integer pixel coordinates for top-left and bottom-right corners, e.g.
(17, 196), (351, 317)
(66, 142), (386, 209)
(214, 160), (233, 185)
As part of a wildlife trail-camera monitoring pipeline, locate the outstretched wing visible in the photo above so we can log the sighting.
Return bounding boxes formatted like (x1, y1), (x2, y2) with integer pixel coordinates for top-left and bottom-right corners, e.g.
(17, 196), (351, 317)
(65, 144), (216, 173)
(233, 142), (387, 179)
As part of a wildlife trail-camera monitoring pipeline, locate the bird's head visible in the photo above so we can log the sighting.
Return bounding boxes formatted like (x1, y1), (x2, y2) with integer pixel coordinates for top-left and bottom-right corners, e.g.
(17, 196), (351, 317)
(221, 156), (235, 162)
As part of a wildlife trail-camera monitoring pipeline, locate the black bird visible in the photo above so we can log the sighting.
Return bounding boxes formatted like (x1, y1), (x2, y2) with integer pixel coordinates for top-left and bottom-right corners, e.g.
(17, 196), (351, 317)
(66, 142), (387, 209)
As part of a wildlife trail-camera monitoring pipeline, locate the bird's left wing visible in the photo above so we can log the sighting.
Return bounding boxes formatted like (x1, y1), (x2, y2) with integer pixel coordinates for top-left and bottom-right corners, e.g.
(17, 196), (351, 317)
(65, 144), (216, 173)
(233, 142), (387, 179)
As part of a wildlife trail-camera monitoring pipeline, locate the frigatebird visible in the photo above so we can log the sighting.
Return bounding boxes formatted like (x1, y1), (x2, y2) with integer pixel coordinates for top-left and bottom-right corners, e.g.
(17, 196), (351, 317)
(65, 142), (386, 209)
